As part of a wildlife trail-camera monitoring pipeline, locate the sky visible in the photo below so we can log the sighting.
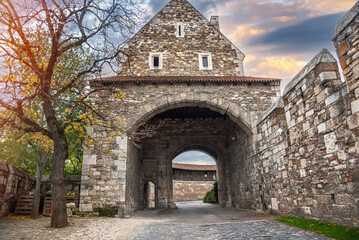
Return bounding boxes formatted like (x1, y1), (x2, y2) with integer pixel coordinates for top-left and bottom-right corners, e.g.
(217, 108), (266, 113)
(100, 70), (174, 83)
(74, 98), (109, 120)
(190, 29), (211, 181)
(145, 0), (357, 166)
(173, 151), (216, 165)
(144, 0), (357, 89)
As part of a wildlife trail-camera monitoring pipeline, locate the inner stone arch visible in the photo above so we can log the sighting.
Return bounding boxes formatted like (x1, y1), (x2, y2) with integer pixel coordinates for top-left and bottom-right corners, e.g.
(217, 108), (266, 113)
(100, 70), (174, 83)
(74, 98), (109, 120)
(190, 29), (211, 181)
(126, 97), (254, 136)
(125, 105), (255, 213)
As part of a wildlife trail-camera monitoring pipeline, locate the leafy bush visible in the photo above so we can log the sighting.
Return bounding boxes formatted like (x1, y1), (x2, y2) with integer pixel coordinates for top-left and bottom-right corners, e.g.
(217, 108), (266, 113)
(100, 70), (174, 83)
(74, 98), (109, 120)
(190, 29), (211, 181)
(93, 205), (119, 217)
(203, 181), (218, 203)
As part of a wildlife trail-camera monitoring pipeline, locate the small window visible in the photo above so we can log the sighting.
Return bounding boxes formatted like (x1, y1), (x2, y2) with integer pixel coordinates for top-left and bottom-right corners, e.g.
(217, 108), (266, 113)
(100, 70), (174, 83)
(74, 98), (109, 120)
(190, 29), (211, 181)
(153, 57), (159, 67)
(149, 53), (163, 70)
(198, 53), (212, 70)
(202, 57), (208, 68)
(175, 22), (185, 38)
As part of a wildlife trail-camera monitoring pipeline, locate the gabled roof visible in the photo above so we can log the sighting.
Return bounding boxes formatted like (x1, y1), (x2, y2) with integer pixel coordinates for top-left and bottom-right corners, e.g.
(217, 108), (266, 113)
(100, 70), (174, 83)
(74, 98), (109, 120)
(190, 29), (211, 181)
(122, 0), (244, 59)
(172, 163), (216, 171)
(90, 75), (281, 83)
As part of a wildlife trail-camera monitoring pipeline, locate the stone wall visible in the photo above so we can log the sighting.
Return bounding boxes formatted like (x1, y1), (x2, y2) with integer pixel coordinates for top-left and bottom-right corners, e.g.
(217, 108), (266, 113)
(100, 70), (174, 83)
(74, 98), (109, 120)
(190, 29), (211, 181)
(119, 0), (245, 76)
(173, 180), (213, 201)
(253, 3), (359, 227)
(41, 175), (81, 195)
(0, 161), (35, 217)
(81, 81), (280, 213)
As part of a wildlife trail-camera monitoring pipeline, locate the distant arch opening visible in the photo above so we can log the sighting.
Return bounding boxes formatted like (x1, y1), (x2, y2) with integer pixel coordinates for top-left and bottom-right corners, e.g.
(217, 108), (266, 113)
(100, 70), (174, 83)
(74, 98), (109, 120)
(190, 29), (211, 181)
(172, 151), (217, 202)
(144, 181), (156, 209)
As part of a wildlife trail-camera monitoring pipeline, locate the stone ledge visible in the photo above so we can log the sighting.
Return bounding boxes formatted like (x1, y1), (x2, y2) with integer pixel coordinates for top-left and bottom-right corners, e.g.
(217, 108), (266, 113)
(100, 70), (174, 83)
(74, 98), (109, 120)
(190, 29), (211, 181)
(333, 2), (359, 41)
(257, 98), (284, 125)
(283, 49), (337, 97)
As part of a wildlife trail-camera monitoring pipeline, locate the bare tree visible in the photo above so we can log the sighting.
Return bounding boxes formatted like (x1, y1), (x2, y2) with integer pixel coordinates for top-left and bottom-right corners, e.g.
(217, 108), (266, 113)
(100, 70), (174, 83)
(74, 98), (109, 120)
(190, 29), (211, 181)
(0, 0), (144, 227)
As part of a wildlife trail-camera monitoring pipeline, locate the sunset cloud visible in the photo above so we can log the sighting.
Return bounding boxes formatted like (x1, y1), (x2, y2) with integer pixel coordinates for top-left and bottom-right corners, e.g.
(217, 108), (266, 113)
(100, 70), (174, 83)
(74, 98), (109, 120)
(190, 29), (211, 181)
(228, 25), (266, 44)
(249, 57), (307, 87)
(272, 16), (297, 22)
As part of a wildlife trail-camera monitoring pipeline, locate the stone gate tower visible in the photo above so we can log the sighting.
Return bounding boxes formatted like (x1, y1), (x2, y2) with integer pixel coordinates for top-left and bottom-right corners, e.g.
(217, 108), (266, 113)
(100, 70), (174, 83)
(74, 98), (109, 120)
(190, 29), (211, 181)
(80, 0), (359, 228)
(80, 0), (281, 214)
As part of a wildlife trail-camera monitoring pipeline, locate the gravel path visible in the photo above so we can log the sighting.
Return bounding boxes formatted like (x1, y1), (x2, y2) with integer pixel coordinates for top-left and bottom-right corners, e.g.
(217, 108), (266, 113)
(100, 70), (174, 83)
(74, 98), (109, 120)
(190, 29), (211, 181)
(0, 216), (146, 240)
(0, 201), (330, 240)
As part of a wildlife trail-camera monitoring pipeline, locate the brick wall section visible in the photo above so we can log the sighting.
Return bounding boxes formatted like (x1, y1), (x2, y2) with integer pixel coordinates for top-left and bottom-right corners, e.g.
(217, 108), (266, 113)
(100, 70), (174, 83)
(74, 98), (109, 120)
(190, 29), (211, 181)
(173, 180), (213, 201)
(0, 161), (35, 217)
(119, 0), (245, 76)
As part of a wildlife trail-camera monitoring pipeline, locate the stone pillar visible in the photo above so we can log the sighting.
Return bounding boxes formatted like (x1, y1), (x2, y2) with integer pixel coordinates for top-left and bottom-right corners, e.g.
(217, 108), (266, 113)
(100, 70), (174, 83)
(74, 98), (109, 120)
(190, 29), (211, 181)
(79, 134), (128, 213)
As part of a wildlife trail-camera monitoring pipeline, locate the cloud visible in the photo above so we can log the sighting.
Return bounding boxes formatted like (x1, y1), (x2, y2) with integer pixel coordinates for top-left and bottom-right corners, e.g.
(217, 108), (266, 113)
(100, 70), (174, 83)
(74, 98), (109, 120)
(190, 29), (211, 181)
(228, 25), (266, 44)
(248, 56), (307, 89)
(173, 151), (216, 165)
(272, 16), (297, 22)
(250, 12), (345, 53)
(301, 0), (358, 15)
(146, 0), (167, 14)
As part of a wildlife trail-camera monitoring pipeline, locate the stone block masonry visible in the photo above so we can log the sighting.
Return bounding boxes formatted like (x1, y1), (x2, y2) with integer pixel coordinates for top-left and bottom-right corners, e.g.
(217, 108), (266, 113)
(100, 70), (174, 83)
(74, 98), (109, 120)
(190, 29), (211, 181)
(254, 3), (359, 227)
(79, 0), (359, 228)
(119, 0), (245, 76)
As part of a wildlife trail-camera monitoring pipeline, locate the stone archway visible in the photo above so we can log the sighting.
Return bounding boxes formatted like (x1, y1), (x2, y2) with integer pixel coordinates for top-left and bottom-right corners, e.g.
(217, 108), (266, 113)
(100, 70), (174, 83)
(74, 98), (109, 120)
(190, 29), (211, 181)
(125, 103), (255, 213)
(124, 95), (255, 135)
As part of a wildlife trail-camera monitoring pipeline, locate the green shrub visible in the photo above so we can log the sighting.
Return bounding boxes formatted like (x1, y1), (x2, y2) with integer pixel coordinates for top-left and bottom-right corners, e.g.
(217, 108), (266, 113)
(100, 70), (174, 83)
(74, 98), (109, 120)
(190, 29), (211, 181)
(203, 181), (218, 203)
(93, 205), (119, 217)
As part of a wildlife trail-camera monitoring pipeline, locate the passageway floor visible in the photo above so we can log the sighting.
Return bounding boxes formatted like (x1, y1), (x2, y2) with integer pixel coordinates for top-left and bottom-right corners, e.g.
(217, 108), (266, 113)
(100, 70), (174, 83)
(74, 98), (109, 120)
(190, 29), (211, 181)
(0, 201), (330, 239)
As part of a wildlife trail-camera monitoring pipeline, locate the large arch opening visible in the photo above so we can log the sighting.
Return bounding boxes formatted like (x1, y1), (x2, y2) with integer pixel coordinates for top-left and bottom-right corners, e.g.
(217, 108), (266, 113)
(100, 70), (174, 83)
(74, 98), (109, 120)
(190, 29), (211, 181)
(125, 105), (255, 213)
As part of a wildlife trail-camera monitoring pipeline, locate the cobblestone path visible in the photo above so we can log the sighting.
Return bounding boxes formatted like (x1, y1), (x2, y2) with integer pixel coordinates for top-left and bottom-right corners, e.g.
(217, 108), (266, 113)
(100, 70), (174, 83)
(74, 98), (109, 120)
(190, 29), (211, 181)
(129, 220), (329, 240)
(130, 201), (330, 240)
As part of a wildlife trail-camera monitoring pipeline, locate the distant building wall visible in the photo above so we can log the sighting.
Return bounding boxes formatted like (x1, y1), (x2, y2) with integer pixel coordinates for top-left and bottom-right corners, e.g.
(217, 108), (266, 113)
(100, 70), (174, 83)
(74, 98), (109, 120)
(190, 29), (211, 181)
(0, 161), (35, 217)
(173, 180), (213, 201)
(172, 163), (215, 201)
(173, 169), (216, 181)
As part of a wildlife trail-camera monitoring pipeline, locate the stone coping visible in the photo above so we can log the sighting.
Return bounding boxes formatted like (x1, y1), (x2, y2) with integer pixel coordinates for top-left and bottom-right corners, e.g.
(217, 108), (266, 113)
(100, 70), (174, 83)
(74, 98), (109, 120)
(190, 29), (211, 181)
(333, 2), (359, 41)
(257, 98), (284, 125)
(283, 49), (336, 97)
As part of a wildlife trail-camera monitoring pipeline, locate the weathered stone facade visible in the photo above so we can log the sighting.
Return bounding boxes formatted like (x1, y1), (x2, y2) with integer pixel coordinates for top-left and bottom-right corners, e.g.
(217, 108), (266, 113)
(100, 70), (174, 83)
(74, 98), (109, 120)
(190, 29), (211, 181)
(80, 0), (359, 227)
(118, 0), (244, 76)
(0, 161), (35, 217)
(253, 2), (359, 227)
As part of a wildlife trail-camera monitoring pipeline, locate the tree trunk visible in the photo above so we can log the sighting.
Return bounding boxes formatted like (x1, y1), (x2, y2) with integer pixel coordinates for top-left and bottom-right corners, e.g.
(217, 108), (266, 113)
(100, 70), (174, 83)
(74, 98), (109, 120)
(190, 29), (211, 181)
(30, 161), (41, 219)
(50, 132), (69, 228)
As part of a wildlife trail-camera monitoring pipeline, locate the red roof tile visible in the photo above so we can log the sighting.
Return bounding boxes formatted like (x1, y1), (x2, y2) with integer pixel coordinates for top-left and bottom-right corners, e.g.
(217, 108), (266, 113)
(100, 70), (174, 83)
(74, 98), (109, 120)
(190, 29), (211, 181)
(172, 163), (216, 171)
(90, 75), (281, 83)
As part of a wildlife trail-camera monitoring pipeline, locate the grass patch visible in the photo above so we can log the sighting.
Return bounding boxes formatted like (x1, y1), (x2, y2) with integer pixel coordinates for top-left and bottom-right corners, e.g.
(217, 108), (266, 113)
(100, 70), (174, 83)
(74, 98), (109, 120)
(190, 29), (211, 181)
(276, 216), (359, 240)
